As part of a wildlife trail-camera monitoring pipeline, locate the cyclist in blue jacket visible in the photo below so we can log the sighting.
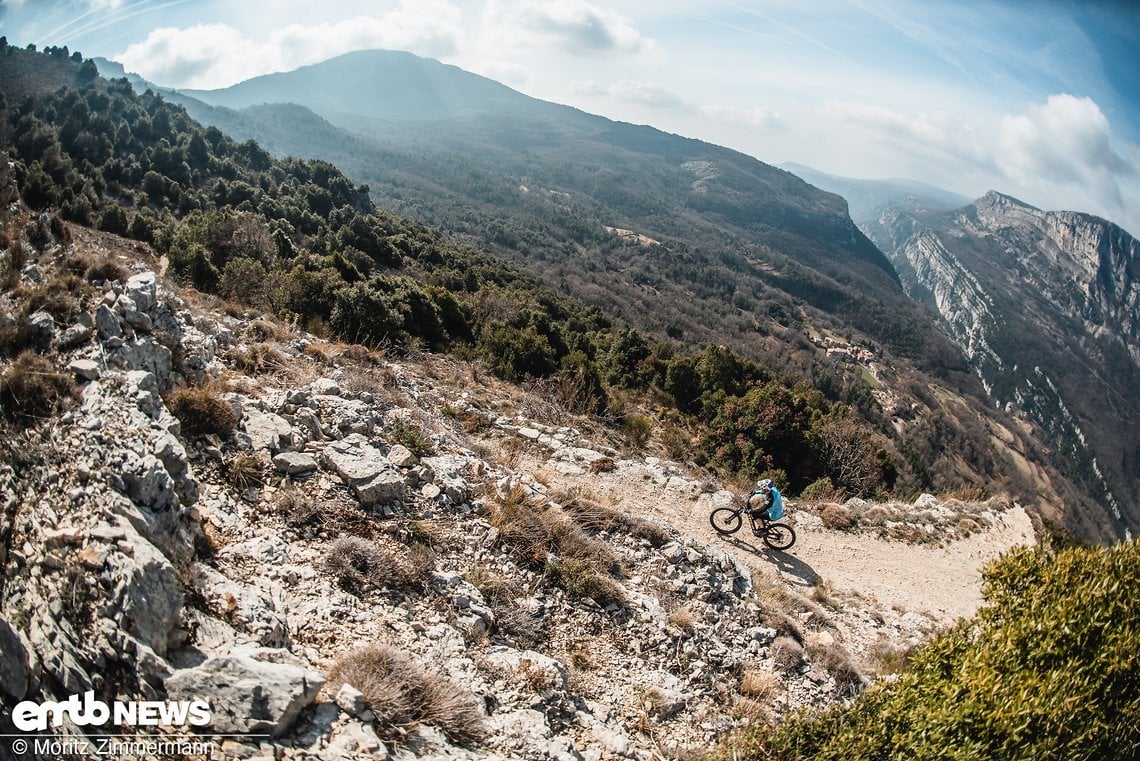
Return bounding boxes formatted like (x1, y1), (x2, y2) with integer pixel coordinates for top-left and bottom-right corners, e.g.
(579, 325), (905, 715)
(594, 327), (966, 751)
(749, 479), (784, 521)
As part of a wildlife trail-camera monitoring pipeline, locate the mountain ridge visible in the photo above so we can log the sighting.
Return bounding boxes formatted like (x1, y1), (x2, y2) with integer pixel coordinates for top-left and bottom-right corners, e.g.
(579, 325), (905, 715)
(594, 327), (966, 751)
(136, 49), (940, 365)
(867, 194), (1140, 539)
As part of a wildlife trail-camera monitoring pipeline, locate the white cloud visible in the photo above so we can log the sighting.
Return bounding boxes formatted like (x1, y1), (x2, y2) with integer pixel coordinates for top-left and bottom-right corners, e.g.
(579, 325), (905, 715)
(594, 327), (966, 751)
(115, 0), (463, 89)
(483, 0), (652, 56)
(997, 94), (1135, 208)
(702, 104), (786, 132)
(608, 80), (685, 109)
(117, 24), (254, 88)
(815, 94), (1139, 233)
(85, 0), (124, 10)
(574, 79), (686, 109)
(825, 101), (994, 172)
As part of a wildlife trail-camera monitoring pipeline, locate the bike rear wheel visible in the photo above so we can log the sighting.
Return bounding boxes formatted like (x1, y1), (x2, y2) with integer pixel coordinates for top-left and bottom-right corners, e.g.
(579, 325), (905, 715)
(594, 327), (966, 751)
(709, 507), (742, 535)
(763, 522), (796, 550)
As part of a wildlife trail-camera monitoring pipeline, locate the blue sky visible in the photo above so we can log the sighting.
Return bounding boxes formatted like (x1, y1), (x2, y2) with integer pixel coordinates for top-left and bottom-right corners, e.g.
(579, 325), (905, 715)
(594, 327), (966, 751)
(2, 0), (1138, 234)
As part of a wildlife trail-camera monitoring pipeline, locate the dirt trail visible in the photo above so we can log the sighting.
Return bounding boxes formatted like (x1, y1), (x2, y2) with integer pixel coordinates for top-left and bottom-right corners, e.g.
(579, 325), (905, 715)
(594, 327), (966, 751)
(526, 455), (1036, 630)
(676, 500), (1036, 624)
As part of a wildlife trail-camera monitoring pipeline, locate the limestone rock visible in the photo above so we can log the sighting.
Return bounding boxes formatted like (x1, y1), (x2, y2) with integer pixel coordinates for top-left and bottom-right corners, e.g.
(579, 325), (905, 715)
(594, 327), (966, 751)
(244, 411), (294, 454)
(27, 310), (55, 350)
(483, 647), (568, 693)
(334, 683), (368, 716)
(309, 377), (341, 396)
(423, 455), (470, 504)
(58, 322), (93, 349)
(273, 451), (318, 475)
(189, 563), (290, 648)
(120, 453), (177, 512)
(95, 303), (122, 339)
(103, 522), (184, 656)
(387, 444), (419, 468)
(0, 617), (31, 701)
(165, 650), (325, 737)
(125, 271), (157, 312)
(107, 335), (173, 390)
(67, 358), (100, 381)
(320, 434), (404, 507)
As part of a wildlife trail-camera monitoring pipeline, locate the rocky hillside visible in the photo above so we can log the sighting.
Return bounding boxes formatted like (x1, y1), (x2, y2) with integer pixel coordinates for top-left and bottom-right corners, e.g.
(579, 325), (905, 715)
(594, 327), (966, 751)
(0, 206), (1037, 760)
(864, 192), (1140, 541)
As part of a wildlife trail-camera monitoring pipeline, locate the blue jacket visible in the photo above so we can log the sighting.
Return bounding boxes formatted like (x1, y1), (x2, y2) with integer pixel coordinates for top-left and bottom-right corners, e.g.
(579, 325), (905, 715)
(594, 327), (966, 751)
(768, 487), (784, 520)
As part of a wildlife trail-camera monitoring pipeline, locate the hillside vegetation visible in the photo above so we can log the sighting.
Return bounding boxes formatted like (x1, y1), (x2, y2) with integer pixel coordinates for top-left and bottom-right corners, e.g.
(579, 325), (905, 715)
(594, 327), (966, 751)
(716, 539), (1140, 760)
(0, 43), (1091, 519)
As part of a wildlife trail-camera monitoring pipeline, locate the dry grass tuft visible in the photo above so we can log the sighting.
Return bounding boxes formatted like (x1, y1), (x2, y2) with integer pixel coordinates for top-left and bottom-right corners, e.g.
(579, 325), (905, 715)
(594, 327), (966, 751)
(668, 605), (696, 633)
(82, 257), (130, 285)
(274, 488), (377, 538)
(0, 352), (78, 427)
(491, 602), (547, 647)
(770, 636), (806, 672)
(323, 535), (435, 595)
(226, 452), (265, 490)
(323, 536), (389, 594)
(867, 635), (913, 676)
(588, 456), (616, 474)
(732, 697), (771, 724)
(819, 503), (855, 531)
(166, 385), (238, 437)
(229, 342), (292, 377)
(329, 645), (485, 746)
(489, 486), (626, 606)
(740, 669), (780, 701)
(554, 488), (673, 547)
(804, 635), (869, 697)
(517, 658), (559, 692)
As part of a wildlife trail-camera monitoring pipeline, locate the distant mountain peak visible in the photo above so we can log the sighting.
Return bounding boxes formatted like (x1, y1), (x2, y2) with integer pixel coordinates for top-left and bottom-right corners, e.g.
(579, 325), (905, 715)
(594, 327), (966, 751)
(976, 190), (1037, 211)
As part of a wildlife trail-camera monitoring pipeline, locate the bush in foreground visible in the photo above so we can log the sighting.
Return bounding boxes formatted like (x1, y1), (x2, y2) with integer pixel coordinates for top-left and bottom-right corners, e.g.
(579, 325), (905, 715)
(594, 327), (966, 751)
(329, 645), (485, 746)
(715, 540), (1140, 761)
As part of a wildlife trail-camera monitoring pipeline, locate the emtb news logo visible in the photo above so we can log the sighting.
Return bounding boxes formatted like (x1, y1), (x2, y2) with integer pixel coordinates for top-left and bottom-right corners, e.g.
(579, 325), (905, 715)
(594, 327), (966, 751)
(12, 691), (211, 731)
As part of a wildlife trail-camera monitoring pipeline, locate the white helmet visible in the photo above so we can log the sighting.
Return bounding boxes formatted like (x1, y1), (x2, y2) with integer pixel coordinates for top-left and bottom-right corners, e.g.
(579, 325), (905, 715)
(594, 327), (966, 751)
(757, 479), (773, 490)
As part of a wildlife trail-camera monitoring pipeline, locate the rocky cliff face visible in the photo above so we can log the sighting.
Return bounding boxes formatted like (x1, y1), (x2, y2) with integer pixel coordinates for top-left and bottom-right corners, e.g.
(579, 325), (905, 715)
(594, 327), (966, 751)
(866, 192), (1140, 540)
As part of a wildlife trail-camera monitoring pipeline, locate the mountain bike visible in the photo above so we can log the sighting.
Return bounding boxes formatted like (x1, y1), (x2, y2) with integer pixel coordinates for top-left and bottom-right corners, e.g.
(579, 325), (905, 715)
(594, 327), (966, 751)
(709, 505), (796, 550)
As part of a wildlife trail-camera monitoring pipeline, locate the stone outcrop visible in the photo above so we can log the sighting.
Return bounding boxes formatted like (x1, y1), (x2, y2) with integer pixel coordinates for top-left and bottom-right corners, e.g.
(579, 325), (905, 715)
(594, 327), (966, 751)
(165, 649), (325, 737)
(320, 433), (405, 508)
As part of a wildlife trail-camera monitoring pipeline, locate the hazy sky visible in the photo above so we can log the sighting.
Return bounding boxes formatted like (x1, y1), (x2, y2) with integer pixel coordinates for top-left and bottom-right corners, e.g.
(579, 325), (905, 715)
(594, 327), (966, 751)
(2, 0), (1139, 234)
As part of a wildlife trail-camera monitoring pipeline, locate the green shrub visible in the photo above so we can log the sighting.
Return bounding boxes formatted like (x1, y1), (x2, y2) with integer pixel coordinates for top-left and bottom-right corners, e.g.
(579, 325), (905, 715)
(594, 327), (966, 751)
(388, 416), (434, 457)
(800, 476), (840, 502)
(717, 541), (1140, 761)
(622, 413), (654, 449)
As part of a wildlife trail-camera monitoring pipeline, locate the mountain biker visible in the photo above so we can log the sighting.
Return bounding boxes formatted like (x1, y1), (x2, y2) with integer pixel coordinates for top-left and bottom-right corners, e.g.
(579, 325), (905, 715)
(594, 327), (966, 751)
(748, 478), (784, 521)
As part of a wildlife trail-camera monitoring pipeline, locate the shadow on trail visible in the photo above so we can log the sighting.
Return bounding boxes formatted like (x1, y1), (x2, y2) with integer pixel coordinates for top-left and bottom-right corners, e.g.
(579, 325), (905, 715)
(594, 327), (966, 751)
(721, 535), (822, 588)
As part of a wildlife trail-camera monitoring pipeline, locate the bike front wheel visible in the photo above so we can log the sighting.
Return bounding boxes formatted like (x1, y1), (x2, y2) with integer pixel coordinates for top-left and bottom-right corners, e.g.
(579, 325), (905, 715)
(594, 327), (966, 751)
(709, 507), (742, 535)
(763, 522), (796, 550)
